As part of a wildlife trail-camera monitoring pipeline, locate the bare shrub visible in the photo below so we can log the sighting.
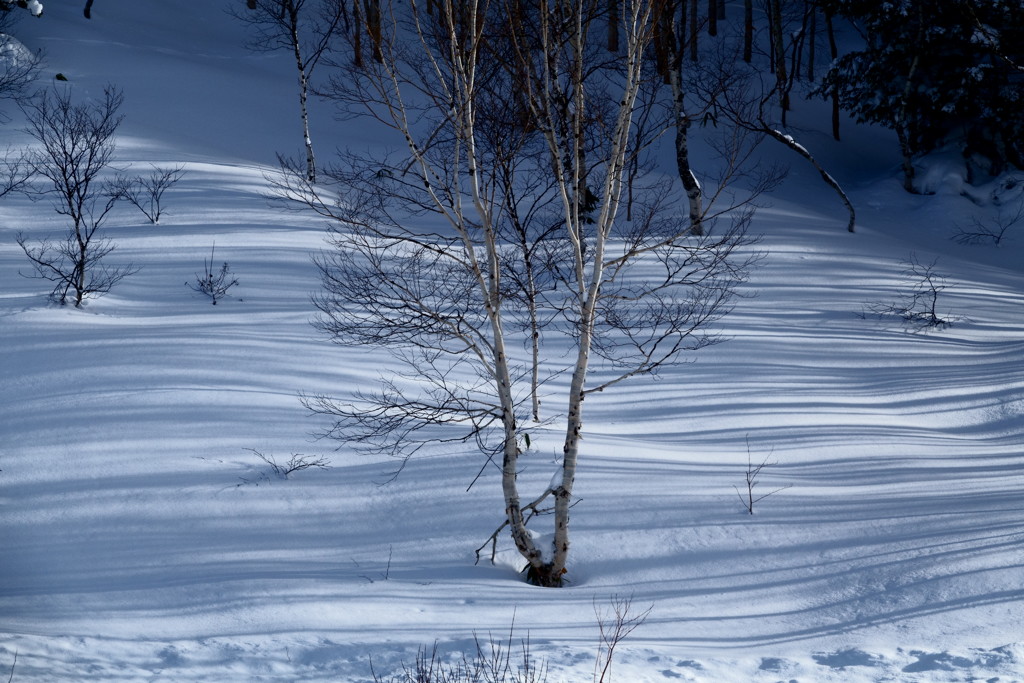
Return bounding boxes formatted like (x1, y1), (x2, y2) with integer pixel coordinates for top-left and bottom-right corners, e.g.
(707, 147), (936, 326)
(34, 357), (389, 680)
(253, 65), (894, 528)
(371, 622), (546, 683)
(245, 448), (330, 479)
(109, 165), (185, 224)
(735, 437), (790, 515)
(188, 243), (238, 305)
(371, 598), (650, 683)
(864, 254), (957, 330)
(952, 203), (1023, 246)
(593, 595), (652, 683)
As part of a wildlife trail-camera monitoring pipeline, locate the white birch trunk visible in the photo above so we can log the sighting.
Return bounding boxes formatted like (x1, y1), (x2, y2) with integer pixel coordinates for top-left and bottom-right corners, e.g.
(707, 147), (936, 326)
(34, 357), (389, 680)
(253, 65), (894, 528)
(329, 0), (663, 588)
(288, 13), (316, 183)
(437, 0), (550, 574)
(526, 0), (654, 586)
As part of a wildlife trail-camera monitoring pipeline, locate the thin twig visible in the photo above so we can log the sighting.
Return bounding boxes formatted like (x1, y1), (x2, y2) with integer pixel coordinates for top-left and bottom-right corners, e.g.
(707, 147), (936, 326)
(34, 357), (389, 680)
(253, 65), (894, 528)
(475, 488), (556, 565)
(594, 595), (652, 683)
(736, 436), (790, 514)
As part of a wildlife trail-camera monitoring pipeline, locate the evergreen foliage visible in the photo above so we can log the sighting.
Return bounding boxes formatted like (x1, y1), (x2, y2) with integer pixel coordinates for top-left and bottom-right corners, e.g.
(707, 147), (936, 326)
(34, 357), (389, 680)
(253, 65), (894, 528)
(822, 0), (1024, 180)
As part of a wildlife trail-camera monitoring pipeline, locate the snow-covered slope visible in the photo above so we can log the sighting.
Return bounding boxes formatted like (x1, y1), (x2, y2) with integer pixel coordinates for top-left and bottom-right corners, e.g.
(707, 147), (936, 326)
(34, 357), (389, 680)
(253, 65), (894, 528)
(2, 2), (1023, 681)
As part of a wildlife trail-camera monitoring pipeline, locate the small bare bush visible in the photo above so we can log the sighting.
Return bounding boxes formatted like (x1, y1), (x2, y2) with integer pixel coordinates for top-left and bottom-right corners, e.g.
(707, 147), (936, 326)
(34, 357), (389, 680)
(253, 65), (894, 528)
(245, 449), (330, 479)
(952, 203), (1023, 246)
(372, 598), (650, 683)
(109, 165), (185, 224)
(593, 595), (651, 683)
(735, 438), (790, 515)
(371, 624), (546, 683)
(864, 254), (957, 330)
(188, 243), (238, 305)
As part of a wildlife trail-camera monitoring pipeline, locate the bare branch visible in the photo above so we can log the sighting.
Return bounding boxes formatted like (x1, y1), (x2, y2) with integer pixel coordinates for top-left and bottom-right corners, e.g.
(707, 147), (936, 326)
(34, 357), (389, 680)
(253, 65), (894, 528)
(244, 448), (331, 479)
(593, 595), (652, 683)
(952, 203), (1023, 247)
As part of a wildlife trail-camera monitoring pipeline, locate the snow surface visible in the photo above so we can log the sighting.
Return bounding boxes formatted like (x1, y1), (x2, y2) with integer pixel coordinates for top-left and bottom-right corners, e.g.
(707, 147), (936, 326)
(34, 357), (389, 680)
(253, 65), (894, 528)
(2, 2), (1024, 681)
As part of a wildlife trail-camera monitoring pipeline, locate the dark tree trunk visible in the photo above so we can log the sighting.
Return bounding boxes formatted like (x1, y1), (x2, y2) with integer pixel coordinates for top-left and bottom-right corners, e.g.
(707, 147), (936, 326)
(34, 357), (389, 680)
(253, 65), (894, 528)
(353, 0), (364, 67)
(688, 0), (698, 61)
(608, 0), (619, 51)
(743, 0), (753, 62)
(366, 0), (382, 63)
(825, 9), (840, 139)
(807, 2), (816, 81)
(769, 0), (789, 122)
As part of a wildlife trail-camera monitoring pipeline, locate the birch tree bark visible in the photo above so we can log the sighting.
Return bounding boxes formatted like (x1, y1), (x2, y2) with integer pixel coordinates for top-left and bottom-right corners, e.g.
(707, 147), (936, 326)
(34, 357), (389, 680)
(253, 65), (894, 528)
(292, 0), (755, 588)
(511, 0), (668, 584)
(230, 0), (345, 183)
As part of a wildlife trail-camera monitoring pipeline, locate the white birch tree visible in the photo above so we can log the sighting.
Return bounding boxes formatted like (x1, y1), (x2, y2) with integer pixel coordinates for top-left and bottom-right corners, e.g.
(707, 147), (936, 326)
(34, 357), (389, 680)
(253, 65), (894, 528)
(286, 0), (757, 587)
(232, 0), (346, 182)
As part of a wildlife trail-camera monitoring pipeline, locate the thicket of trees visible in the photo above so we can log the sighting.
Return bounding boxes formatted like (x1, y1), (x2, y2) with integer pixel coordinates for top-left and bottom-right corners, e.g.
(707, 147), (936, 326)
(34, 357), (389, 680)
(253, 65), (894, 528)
(821, 0), (1024, 190)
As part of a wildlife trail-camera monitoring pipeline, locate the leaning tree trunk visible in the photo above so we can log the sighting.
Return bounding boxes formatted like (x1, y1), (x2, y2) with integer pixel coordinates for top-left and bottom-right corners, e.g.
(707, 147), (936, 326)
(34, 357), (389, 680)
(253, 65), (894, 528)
(506, 0), (652, 587)
(296, 71), (316, 182)
(496, 320), (547, 576)
(294, 61), (316, 183)
(763, 126), (855, 232)
(74, 229), (88, 306)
